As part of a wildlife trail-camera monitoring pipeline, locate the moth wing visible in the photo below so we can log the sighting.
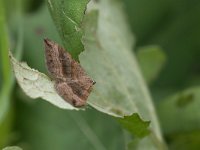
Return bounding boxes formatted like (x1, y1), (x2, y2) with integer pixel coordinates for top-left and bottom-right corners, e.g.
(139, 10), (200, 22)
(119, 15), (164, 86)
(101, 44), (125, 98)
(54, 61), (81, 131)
(44, 39), (72, 80)
(68, 80), (93, 101)
(55, 81), (86, 107)
(69, 60), (94, 100)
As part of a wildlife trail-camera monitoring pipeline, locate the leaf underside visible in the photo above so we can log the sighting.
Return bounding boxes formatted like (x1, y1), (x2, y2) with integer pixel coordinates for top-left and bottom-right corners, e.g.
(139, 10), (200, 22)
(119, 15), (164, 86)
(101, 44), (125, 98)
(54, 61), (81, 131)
(9, 52), (77, 110)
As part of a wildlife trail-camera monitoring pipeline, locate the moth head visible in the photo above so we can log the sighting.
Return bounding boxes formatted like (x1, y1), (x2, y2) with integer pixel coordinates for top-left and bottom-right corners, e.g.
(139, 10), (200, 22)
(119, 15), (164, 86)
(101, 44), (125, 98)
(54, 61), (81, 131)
(92, 80), (96, 85)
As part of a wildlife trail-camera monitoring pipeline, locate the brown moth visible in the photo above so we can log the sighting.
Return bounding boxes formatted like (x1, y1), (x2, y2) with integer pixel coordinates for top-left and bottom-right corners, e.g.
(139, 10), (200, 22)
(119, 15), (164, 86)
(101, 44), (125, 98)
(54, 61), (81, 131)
(44, 39), (95, 107)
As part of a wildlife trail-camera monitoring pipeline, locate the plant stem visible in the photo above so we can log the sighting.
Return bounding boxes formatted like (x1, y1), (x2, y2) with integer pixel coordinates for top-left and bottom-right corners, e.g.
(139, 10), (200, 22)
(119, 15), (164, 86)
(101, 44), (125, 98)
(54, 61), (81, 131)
(0, 0), (24, 123)
(0, 0), (10, 84)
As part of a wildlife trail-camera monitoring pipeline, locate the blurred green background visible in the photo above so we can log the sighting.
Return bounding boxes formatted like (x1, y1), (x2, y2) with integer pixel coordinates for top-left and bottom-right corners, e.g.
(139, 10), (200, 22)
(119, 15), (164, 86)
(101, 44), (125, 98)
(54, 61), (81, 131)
(0, 0), (200, 149)
(125, 0), (200, 89)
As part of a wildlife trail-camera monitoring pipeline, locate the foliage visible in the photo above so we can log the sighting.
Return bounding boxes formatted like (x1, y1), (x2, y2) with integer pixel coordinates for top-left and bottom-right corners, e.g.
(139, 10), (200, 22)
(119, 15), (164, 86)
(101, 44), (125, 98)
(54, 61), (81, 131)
(1, 0), (200, 149)
(2, 146), (22, 150)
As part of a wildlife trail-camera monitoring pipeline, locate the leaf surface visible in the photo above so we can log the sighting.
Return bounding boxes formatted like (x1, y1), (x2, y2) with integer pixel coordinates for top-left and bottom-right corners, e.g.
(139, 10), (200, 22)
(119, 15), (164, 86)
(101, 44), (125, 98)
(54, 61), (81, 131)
(118, 113), (150, 138)
(47, 0), (89, 60)
(158, 87), (200, 134)
(16, 100), (125, 150)
(9, 1), (167, 148)
(9, 52), (76, 110)
(2, 146), (22, 150)
(81, 0), (163, 140)
(137, 46), (166, 83)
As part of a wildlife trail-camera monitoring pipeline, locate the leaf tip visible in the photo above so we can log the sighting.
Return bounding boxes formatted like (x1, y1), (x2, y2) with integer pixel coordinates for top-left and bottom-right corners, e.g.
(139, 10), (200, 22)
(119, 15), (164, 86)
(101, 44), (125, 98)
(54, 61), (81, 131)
(118, 113), (151, 138)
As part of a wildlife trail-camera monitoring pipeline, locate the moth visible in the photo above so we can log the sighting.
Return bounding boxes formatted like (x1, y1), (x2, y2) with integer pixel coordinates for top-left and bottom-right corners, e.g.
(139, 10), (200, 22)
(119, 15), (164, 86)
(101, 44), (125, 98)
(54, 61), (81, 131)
(44, 39), (95, 107)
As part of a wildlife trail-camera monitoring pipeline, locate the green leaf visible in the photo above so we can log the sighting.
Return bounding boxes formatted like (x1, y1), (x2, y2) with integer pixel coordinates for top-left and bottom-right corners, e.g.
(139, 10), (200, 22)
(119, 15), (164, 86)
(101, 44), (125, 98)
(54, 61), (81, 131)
(2, 146), (22, 150)
(158, 86), (200, 134)
(128, 136), (167, 150)
(80, 0), (164, 143)
(13, 5), (125, 150)
(137, 46), (166, 83)
(0, 0), (21, 147)
(46, 0), (166, 148)
(9, 52), (77, 110)
(15, 100), (125, 150)
(47, 0), (89, 60)
(81, 1), (168, 149)
(167, 131), (200, 150)
(157, 87), (200, 150)
(124, 0), (200, 87)
(0, 0), (10, 83)
(0, 107), (14, 149)
(118, 114), (150, 138)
